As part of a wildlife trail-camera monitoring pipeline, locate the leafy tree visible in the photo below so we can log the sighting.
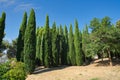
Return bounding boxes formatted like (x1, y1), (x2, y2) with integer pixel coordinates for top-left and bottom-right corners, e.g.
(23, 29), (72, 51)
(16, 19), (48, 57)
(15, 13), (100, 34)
(90, 18), (100, 32)
(68, 24), (76, 65)
(101, 16), (111, 27)
(82, 25), (93, 63)
(17, 12), (27, 61)
(24, 9), (36, 73)
(116, 20), (120, 28)
(0, 12), (6, 46)
(74, 20), (83, 65)
(89, 16), (120, 66)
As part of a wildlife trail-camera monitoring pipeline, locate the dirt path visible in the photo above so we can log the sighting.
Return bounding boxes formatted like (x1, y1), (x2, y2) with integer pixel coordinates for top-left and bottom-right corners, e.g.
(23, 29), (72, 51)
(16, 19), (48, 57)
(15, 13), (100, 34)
(26, 59), (120, 80)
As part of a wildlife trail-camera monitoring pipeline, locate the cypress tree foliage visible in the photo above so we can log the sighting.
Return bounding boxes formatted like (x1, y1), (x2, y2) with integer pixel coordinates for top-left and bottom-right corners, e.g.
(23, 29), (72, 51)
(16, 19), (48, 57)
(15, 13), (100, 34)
(44, 15), (52, 67)
(68, 24), (76, 65)
(82, 25), (91, 63)
(63, 25), (68, 64)
(0, 12), (6, 46)
(24, 9), (36, 73)
(56, 27), (60, 65)
(17, 12), (27, 61)
(74, 20), (83, 66)
(36, 28), (40, 61)
(51, 22), (59, 66)
(59, 25), (64, 65)
(36, 27), (44, 65)
(40, 33), (45, 65)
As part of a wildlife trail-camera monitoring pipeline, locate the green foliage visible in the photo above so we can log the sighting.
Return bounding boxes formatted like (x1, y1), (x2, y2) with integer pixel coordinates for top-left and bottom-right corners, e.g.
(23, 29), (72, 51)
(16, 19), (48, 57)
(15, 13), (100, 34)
(36, 27), (44, 65)
(116, 20), (120, 28)
(2, 62), (26, 80)
(17, 12), (27, 61)
(0, 12), (6, 46)
(24, 9), (36, 73)
(0, 58), (27, 80)
(0, 62), (10, 79)
(68, 24), (76, 65)
(63, 25), (68, 64)
(44, 15), (52, 67)
(74, 20), (83, 65)
(90, 18), (100, 32)
(51, 22), (59, 66)
(59, 25), (65, 65)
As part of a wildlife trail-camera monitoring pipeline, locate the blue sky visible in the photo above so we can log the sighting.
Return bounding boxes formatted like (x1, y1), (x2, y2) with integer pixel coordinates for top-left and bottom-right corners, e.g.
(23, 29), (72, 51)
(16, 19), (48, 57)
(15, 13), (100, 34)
(0, 0), (120, 42)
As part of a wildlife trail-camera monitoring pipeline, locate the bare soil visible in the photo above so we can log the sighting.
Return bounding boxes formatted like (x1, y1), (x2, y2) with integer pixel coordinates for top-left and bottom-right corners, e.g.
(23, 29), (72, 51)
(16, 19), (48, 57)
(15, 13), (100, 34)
(26, 58), (120, 80)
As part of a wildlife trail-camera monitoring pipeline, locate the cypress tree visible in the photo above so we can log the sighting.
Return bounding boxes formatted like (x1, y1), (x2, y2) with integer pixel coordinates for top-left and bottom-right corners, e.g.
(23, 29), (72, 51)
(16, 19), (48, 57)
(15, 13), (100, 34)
(44, 15), (51, 67)
(56, 27), (60, 65)
(74, 20), (83, 66)
(59, 25), (64, 65)
(51, 22), (59, 66)
(17, 12), (27, 61)
(63, 25), (68, 64)
(68, 24), (76, 65)
(24, 9), (36, 73)
(40, 33), (45, 65)
(36, 27), (44, 65)
(0, 12), (6, 46)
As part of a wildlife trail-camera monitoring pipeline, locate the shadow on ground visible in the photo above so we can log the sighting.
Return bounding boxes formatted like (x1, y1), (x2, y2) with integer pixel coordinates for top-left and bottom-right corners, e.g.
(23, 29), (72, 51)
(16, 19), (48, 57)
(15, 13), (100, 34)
(94, 58), (120, 66)
(33, 65), (70, 74)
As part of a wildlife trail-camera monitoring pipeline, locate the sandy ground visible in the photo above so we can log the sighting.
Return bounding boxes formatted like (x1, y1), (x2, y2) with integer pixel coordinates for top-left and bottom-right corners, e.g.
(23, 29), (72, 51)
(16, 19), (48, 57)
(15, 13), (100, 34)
(26, 59), (120, 80)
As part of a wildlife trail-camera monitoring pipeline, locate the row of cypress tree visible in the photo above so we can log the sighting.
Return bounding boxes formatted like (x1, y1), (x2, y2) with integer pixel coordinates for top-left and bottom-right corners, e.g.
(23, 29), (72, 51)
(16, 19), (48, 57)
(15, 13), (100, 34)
(36, 17), (84, 67)
(16, 9), (84, 73)
(11, 8), (120, 73)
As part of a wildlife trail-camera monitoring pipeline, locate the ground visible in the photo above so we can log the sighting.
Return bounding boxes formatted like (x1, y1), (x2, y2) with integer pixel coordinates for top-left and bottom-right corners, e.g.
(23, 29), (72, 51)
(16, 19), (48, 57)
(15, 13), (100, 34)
(26, 58), (120, 80)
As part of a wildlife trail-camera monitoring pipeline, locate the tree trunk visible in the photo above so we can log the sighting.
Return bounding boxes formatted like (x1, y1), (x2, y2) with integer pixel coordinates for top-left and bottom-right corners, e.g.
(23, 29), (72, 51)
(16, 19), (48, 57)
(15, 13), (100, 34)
(108, 49), (113, 66)
(101, 52), (103, 62)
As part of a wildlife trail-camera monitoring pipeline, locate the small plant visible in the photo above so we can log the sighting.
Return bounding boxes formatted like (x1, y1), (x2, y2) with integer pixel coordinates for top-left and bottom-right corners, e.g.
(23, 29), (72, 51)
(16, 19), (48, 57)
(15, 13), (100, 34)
(90, 77), (100, 80)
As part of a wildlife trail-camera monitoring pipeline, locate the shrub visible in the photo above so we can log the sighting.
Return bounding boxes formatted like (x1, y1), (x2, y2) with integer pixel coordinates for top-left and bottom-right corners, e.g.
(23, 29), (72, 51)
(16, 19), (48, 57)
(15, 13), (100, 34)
(0, 61), (10, 79)
(0, 58), (27, 80)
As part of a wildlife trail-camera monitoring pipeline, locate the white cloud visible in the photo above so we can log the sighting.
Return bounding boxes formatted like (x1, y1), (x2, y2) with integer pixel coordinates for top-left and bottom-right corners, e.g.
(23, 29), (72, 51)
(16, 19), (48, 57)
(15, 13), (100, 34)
(0, 0), (15, 7)
(14, 3), (40, 12)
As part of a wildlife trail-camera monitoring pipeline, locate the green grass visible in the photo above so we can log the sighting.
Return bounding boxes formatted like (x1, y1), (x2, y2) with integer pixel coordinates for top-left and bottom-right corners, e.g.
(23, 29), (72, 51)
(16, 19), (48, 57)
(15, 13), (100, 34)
(90, 77), (100, 80)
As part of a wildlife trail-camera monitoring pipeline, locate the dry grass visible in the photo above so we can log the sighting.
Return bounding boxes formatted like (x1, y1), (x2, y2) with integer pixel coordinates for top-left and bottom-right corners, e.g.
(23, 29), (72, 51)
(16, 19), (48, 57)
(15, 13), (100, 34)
(26, 58), (120, 80)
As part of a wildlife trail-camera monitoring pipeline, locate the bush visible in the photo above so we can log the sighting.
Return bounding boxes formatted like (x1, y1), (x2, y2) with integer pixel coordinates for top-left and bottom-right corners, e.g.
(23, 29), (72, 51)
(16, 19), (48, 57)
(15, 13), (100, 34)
(0, 61), (10, 79)
(0, 58), (27, 80)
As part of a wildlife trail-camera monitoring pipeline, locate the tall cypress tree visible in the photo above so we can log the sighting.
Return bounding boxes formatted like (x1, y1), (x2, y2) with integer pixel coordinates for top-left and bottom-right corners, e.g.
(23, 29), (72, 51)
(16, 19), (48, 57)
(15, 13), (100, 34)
(51, 22), (59, 66)
(24, 9), (36, 73)
(59, 25), (64, 65)
(40, 33), (45, 65)
(17, 12), (27, 61)
(68, 24), (76, 65)
(63, 25), (68, 64)
(74, 20), (83, 66)
(36, 27), (44, 65)
(44, 15), (51, 67)
(56, 27), (60, 65)
(0, 12), (6, 46)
